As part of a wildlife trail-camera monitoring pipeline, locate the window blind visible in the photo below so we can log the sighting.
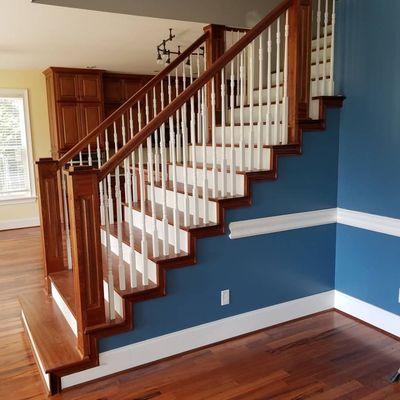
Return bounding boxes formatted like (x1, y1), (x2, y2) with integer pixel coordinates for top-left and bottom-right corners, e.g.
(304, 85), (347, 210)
(0, 96), (32, 200)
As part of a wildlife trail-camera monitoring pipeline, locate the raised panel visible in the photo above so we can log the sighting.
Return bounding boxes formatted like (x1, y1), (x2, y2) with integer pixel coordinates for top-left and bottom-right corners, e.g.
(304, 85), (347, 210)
(56, 73), (79, 102)
(103, 77), (124, 103)
(56, 103), (81, 153)
(80, 103), (103, 146)
(124, 78), (144, 100)
(78, 74), (102, 102)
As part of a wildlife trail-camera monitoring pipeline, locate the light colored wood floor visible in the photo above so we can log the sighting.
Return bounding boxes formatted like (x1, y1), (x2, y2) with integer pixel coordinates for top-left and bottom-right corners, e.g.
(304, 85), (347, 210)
(1, 227), (400, 399)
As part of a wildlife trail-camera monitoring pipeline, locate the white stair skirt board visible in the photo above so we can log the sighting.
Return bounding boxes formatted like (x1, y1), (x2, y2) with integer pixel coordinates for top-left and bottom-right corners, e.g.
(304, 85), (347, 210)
(61, 290), (335, 389)
(170, 164), (246, 197)
(124, 205), (188, 253)
(190, 145), (271, 171)
(150, 184), (218, 223)
(229, 209), (337, 239)
(21, 310), (51, 390)
(100, 228), (158, 284)
(0, 216), (40, 231)
(50, 282), (78, 336)
(334, 291), (400, 338)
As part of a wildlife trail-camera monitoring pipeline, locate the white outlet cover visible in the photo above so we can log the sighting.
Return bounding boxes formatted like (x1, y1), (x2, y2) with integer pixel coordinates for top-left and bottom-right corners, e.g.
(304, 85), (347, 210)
(221, 289), (230, 306)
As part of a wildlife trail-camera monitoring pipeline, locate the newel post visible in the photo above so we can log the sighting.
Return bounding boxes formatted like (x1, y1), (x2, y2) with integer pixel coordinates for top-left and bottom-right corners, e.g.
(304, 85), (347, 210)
(36, 158), (65, 287)
(204, 24), (226, 138)
(288, 0), (312, 142)
(66, 166), (105, 355)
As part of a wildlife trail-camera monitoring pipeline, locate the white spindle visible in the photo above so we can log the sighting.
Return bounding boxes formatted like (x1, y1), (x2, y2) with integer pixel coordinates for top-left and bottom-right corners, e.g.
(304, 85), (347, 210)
(146, 94), (160, 259)
(181, 65), (190, 226)
(102, 179), (115, 320)
(196, 51), (202, 144)
(229, 60), (236, 196)
(189, 59), (200, 224)
(105, 129), (114, 224)
(114, 122), (126, 291)
(175, 68), (182, 163)
(211, 77), (218, 198)
(220, 68), (227, 197)
(96, 136), (105, 226)
(275, 17), (281, 145)
(201, 87), (209, 223)
(329, 0), (336, 95)
(248, 41), (254, 171)
(129, 108), (138, 203)
(239, 51), (245, 170)
(88, 144), (92, 166)
(316, 0), (322, 96)
(257, 34), (263, 169)
(236, 31), (241, 105)
(282, 11), (289, 145)
(79, 151), (83, 166)
(153, 88), (160, 182)
(323, 0), (329, 95)
(266, 27), (272, 146)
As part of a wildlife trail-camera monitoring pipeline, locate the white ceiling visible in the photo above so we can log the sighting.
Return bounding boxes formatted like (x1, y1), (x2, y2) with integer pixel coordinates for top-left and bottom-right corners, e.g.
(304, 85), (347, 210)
(0, 0), (206, 74)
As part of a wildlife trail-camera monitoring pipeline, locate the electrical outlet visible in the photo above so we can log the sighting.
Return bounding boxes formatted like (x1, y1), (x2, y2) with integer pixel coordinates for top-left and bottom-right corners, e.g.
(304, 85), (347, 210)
(221, 289), (230, 306)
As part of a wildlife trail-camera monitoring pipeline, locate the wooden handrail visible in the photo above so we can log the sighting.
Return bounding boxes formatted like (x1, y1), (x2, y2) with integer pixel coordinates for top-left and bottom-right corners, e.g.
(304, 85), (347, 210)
(57, 33), (208, 168)
(99, 0), (292, 180)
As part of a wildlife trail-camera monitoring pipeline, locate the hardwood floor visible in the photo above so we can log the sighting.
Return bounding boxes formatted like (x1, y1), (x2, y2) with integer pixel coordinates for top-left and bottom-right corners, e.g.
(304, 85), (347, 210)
(1, 227), (400, 399)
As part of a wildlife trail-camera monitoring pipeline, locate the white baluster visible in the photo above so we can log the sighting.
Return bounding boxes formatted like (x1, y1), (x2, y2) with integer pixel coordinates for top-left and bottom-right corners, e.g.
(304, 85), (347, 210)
(282, 11), (289, 145)
(257, 34), (263, 169)
(153, 88), (160, 182)
(96, 136), (105, 226)
(239, 51), (245, 170)
(181, 66), (190, 226)
(114, 122), (126, 291)
(211, 77), (218, 198)
(229, 60), (237, 196)
(329, 0), (336, 95)
(266, 27), (272, 146)
(88, 144), (92, 166)
(189, 60), (199, 224)
(316, 0), (322, 96)
(129, 108), (138, 203)
(105, 129), (114, 223)
(175, 68), (182, 163)
(236, 31), (241, 105)
(138, 142), (148, 285)
(196, 51), (202, 144)
(248, 41), (254, 171)
(201, 88), (209, 223)
(323, 0), (329, 95)
(275, 17), (281, 145)
(220, 68), (227, 197)
(102, 179), (115, 320)
(79, 151), (83, 166)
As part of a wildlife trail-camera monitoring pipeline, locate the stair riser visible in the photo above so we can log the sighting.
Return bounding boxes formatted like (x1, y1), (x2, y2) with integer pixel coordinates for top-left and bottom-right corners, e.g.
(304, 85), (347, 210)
(101, 229), (158, 284)
(250, 77), (333, 106)
(123, 205), (188, 253)
(150, 184), (218, 223)
(170, 164), (245, 196)
(190, 145), (271, 171)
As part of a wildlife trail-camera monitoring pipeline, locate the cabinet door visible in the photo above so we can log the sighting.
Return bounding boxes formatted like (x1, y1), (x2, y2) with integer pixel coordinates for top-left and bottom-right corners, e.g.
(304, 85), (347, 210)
(55, 73), (79, 102)
(80, 103), (103, 146)
(78, 74), (102, 102)
(56, 103), (81, 153)
(103, 77), (124, 103)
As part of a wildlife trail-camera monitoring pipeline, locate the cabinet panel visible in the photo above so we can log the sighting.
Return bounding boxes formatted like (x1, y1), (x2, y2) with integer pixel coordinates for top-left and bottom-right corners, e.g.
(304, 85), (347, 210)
(80, 103), (103, 146)
(56, 73), (79, 102)
(78, 74), (102, 102)
(56, 103), (81, 153)
(103, 77), (124, 103)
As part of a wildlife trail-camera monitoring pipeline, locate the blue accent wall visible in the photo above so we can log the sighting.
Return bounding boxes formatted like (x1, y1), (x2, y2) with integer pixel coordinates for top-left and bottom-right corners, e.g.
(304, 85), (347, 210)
(335, 0), (400, 316)
(99, 110), (340, 352)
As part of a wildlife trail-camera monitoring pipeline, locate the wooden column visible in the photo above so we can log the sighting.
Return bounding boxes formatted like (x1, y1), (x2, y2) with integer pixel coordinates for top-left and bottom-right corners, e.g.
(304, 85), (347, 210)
(36, 158), (65, 288)
(66, 166), (105, 355)
(203, 24), (226, 138)
(287, 0), (312, 143)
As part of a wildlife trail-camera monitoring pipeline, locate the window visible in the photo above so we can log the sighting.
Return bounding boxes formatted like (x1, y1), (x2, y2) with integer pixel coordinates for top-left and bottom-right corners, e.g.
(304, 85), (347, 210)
(0, 89), (35, 202)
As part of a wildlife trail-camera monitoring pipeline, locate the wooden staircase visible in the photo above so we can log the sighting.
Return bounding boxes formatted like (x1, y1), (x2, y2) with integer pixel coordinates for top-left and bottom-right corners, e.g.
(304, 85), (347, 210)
(21, 0), (343, 394)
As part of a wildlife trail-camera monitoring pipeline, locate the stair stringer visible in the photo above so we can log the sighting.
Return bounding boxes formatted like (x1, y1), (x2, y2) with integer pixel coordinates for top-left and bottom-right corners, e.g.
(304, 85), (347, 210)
(49, 96), (345, 391)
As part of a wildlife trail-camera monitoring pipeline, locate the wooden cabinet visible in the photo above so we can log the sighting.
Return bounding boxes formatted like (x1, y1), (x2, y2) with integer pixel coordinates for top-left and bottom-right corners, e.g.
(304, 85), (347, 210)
(44, 67), (153, 158)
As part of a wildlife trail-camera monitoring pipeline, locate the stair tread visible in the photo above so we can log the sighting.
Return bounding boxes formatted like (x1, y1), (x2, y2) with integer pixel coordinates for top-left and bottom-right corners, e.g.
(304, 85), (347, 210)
(174, 161), (249, 175)
(106, 221), (189, 261)
(19, 290), (84, 373)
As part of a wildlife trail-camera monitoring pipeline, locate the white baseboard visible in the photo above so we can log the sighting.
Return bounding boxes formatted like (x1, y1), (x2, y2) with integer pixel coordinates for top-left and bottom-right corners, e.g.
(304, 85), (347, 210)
(229, 209), (337, 239)
(0, 216), (40, 231)
(334, 290), (400, 338)
(62, 290), (335, 389)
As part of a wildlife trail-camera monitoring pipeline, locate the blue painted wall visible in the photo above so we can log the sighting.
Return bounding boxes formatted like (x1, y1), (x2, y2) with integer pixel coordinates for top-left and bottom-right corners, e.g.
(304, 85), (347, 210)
(100, 110), (340, 352)
(335, 0), (400, 315)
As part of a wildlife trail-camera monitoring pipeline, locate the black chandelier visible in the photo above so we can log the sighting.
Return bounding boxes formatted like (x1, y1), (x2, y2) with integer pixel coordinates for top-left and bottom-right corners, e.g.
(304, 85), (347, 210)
(156, 28), (205, 66)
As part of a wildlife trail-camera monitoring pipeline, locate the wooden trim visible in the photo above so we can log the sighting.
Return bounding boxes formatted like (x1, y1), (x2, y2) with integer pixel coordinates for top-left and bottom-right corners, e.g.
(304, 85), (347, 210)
(99, 0), (293, 180)
(66, 166), (106, 355)
(288, 0), (312, 143)
(36, 158), (65, 287)
(58, 34), (208, 167)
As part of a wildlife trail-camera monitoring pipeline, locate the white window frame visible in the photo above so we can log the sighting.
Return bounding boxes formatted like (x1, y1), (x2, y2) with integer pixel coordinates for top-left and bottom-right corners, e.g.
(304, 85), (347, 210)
(0, 88), (36, 204)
